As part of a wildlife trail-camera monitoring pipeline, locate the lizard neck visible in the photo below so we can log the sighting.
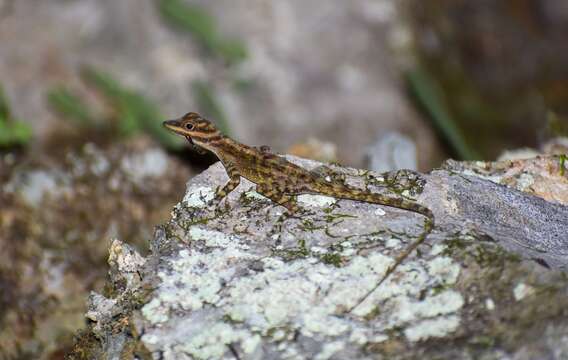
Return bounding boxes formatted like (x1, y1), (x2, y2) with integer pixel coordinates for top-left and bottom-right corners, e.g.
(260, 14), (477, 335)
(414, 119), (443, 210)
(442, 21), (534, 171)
(203, 135), (256, 162)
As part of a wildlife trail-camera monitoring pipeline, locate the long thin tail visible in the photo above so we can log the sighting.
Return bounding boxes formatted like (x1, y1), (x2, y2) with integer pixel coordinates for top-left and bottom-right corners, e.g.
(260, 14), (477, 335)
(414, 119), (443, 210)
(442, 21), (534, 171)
(331, 188), (435, 314)
(347, 215), (433, 313)
(333, 185), (434, 223)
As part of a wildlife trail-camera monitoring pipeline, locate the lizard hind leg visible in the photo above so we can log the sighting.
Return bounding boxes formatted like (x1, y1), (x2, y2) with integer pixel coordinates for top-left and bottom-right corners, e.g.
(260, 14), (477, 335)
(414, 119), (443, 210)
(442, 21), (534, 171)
(256, 184), (302, 215)
(213, 164), (241, 205)
(310, 165), (346, 184)
(256, 185), (306, 240)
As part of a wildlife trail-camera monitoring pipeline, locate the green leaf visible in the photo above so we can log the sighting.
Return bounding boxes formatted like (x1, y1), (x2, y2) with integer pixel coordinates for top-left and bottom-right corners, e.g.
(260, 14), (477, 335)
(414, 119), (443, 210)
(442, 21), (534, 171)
(82, 66), (184, 150)
(0, 118), (32, 147)
(407, 68), (480, 160)
(0, 86), (11, 120)
(47, 86), (95, 126)
(0, 85), (32, 147)
(81, 65), (125, 99)
(157, 0), (247, 64)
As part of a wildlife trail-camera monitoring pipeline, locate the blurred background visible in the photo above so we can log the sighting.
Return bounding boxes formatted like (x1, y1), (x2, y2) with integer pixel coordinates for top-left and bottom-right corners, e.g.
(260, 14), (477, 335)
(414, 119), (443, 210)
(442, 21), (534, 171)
(1, 0), (567, 358)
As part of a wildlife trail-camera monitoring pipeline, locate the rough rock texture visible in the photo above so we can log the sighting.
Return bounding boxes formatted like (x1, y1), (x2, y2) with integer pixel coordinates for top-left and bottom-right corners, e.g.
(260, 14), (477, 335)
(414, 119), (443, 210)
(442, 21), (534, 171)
(0, 139), (191, 359)
(77, 155), (568, 359)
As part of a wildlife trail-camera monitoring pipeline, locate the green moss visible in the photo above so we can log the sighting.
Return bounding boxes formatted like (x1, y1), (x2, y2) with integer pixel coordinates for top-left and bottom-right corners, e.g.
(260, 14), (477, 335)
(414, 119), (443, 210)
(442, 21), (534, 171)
(238, 192), (255, 206)
(323, 213), (357, 224)
(430, 283), (449, 296)
(323, 207), (334, 214)
(222, 313), (244, 324)
(469, 335), (496, 348)
(324, 227), (342, 239)
(559, 154), (567, 177)
(273, 238), (310, 261)
(442, 237), (470, 256)
(0, 85), (32, 148)
(299, 219), (325, 232)
(381, 169), (428, 197)
(319, 252), (343, 267)
(47, 87), (95, 127)
(265, 326), (295, 341)
(363, 305), (382, 320)
(81, 66), (183, 150)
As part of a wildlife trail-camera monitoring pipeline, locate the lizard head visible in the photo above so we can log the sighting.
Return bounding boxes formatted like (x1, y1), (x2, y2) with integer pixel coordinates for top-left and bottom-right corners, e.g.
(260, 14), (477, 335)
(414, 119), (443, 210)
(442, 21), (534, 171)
(163, 112), (222, 151)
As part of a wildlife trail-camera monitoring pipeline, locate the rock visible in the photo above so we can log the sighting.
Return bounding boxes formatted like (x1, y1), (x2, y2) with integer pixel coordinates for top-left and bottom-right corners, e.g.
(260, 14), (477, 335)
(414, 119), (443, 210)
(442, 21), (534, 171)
(0, 141), (191, 359)
(75, 155), (568, 359)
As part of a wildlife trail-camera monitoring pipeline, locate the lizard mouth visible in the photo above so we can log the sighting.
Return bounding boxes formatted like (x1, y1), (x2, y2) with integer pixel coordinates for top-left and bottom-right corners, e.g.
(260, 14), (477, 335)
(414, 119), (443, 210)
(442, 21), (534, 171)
(185, 135), (194, 145)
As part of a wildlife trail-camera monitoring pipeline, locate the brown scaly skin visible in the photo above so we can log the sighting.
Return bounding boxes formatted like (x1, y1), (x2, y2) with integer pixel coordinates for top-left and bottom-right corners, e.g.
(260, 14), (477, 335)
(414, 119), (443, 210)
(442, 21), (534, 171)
(163, 112), (435, 312)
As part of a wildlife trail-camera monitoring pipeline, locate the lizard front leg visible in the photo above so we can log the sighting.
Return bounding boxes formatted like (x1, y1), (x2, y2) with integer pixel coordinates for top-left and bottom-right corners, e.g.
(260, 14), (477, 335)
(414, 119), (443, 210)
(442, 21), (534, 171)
(214, 164), (241, 202)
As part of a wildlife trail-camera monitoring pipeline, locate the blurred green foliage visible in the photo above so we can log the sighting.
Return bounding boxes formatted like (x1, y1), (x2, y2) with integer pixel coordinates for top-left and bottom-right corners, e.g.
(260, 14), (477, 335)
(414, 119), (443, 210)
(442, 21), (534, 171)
(47, 66), (184, 150)
(157, 0), (247, 65)
(192, 80), (230, 134)
(406, 68), (480, 160)
(47, 2), (249, 151)
(0, 85), (32, 148)
(47, 87), (96, 127)
(84, 65), (185, 149)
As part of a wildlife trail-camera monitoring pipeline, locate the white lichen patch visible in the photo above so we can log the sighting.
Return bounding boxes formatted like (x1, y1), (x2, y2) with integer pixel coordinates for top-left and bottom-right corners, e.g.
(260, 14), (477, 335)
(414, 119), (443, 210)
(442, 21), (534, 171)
(513, 282), (535, 301)
(315, 341), (345, 360)
(140, 219), (465, 357)
(244, 189), (267, 200)
(350, 261), (430, 317)
(427, 257), (461, 285)
(175, 323), (257, 359)
(140, 242), (256, 326)
(404, 315), (461, 342)
(189, 226), (246, 249)
(298, 194), (337, 207)
(430, 244), (447, 256)
(182, 186), (216, 207)
(388, 290), (464, 326)
(142, 297), (170, 324)
(385, 237), (401, 249)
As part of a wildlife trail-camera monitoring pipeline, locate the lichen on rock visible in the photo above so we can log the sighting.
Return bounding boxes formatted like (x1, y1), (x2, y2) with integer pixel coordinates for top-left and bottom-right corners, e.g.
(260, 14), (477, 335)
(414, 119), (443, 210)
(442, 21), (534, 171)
(78, 155), (568, 359)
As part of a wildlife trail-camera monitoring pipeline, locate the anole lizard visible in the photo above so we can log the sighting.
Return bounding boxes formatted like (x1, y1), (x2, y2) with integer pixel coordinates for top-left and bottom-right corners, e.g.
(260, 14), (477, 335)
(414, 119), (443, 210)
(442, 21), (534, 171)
(164, 112), (434, 312)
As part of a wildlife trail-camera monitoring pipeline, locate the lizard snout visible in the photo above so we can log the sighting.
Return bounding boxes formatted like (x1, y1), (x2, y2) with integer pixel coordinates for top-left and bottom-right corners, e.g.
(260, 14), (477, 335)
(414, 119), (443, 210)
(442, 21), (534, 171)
(163, 119), (181, 130)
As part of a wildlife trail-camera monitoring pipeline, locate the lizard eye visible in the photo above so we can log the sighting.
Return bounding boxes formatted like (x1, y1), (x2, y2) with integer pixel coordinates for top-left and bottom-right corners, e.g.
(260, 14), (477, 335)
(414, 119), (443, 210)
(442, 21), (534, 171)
(185, 123), (194, 130)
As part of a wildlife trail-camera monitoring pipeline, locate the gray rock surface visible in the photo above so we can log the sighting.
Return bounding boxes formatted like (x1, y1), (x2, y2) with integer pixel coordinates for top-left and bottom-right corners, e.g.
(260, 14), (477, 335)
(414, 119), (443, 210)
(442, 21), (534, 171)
(80, 155), (568, 359)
